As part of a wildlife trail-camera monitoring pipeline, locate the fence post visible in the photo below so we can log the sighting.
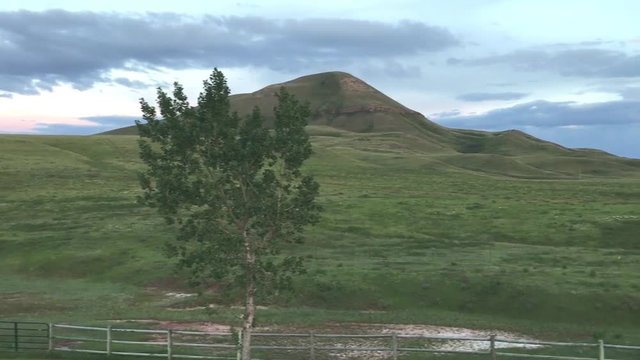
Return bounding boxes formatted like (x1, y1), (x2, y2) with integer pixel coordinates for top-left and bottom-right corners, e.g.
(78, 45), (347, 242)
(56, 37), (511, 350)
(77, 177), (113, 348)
(236, 329), (242, 360)
(309, 333), (315, 360)
(490, 334), (497, 360)
(48, 323), (53, 352)
(107, 325), (112, 356)
(392, 333), (398, 360)
(598, 339), (604, 360)
(167, 329), (173, 360)
(13, 322), (18, 351)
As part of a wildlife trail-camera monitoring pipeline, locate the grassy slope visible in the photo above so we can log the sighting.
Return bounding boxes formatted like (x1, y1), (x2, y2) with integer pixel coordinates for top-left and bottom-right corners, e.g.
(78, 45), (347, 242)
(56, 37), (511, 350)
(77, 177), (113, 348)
(103, 71), (640, 179)
(103, 71), (449, 137)
(0, 133), (639, 348)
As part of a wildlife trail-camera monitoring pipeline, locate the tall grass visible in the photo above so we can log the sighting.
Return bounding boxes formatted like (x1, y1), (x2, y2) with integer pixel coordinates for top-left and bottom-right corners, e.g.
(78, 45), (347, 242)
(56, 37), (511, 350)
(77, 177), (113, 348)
(0, 133), (638, 346)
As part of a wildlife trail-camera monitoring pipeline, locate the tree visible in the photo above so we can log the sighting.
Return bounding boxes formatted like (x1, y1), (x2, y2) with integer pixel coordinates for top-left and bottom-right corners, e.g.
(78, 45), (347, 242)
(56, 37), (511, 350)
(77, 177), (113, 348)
(136, 69), (321, 359)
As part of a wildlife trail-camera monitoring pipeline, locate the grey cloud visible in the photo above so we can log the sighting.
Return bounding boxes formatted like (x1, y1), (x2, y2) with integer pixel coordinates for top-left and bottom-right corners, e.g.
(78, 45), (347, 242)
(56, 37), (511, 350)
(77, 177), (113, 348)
(619, 86), (640, 100)
(383, 64), (423, 78)
(0, 93), (12, 98)
(112, 78), (152, 89)
(79, 115), (140, 127)
(457, 92), (528, 102)
(543, 40), (615, 48)
(32, 123), (99, 135)
(33, 115), (140, 135)
(429, 109), (461, 118)
(583, 78), (640, 101)
(448, 48), (640, 78)
(358, 60), (424, 79)
(578, 40), (615, 46)
(525, 124), (640, 159)
(0, 10), (459, 95)
(597, 84), (640, 100)
(436, 100), (640, 129)
(0, 75), (55, 95)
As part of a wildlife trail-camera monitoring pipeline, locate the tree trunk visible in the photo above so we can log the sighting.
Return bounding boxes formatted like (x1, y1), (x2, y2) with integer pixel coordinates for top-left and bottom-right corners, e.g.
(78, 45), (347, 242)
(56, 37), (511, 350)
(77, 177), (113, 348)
(241, 279), (255, 359)
(241, 232), (256, 360)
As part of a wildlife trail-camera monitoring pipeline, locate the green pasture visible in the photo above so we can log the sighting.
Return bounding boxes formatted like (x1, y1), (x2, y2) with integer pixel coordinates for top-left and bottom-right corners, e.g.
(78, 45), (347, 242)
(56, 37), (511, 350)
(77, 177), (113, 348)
(0, 132), (639, 359)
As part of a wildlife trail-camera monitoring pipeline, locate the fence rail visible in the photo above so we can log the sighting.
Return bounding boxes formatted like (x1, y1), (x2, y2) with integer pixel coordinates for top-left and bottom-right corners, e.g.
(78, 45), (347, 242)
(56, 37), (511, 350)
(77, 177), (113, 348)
(0, 321), (49, 352)
(2, 321), (639, 360)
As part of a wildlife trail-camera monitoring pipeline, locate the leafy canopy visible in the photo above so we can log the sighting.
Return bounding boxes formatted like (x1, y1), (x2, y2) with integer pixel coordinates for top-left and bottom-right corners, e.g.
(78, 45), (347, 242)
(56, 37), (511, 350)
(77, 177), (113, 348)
(136, 69), (321, 292)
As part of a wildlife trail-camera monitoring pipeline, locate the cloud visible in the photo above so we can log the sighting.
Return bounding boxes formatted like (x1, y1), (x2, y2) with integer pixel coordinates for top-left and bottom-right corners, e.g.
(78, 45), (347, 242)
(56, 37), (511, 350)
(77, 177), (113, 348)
(0, 93), (12, 98)
(525, 124), (640, 159)
(434, 100), (640, 158)
(358, 60), (424, 79)
(111, 77), (153, 89)
(0, 115), (99, 133)
(457, 92), (528, 101)
(79, 115), (140, 127)
(436, 100), (640, 129)
(31, 124), (99, 135)
(33, 115), (140, 135)
(0, 115), (139, 134)
(581, 78), (640, 101)
(578, 40), (616, 46)
(448, 48), (640, 78)
(429, 109), (461, 118)
(0, 10), (459, 95)
(619, 86), (640, 100)
(599, 84), (640, 100)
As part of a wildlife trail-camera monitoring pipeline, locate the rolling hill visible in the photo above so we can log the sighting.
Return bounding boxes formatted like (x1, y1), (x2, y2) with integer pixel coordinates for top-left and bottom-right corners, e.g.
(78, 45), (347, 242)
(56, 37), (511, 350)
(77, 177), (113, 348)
(103, 71), (640, 178)
(1, 132), (639, 334)
(2, 73), (640, 343)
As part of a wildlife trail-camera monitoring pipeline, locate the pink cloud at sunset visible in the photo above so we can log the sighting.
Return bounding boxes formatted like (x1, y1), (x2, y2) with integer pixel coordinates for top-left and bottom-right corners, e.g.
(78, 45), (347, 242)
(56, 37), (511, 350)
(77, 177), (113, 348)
(0, 116), (100, 133)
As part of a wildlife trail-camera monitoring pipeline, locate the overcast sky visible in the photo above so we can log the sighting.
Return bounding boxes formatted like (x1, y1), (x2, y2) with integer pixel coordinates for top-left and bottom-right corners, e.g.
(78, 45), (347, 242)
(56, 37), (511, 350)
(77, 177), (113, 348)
(1, 0), (638, 157)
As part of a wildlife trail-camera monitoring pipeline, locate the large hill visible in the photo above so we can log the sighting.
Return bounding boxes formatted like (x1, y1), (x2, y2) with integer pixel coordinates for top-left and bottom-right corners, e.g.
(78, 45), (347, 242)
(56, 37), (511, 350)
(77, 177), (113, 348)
(1, 133), (639, 335)
(1, 73), (640, 340)
(104, 71), (640, 178)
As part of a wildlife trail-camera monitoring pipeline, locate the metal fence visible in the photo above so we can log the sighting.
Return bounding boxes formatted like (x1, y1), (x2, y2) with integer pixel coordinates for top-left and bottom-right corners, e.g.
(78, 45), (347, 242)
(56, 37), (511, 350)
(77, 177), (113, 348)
(52, 323), (238, 359)
(2, 321), (639, 360)
(0, 321), (49, 352)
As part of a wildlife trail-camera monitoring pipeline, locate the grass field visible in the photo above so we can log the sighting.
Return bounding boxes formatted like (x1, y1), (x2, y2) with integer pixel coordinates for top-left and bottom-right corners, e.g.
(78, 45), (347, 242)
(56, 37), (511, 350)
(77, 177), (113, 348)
(0, 131), (639, 359)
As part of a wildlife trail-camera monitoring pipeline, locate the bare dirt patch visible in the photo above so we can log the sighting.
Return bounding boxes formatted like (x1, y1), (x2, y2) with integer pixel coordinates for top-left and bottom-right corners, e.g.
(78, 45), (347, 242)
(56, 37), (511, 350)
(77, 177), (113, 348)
(340, 76), (376, 93)
(157, 321), (231, 333)
(105, 320), (542, 359)
(376, 323), (540, 351)
(313, 323), (541, 358)
(164, 292), (196, 299)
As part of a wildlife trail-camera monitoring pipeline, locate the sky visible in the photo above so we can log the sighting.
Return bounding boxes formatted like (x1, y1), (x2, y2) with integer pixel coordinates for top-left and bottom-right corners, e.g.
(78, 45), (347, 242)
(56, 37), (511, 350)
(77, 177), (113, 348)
(0, 0), (638, 158)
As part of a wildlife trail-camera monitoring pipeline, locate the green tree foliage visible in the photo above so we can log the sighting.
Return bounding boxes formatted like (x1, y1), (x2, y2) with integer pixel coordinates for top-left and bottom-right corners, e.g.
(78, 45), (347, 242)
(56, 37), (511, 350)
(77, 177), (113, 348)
(136, 69), (321, 359)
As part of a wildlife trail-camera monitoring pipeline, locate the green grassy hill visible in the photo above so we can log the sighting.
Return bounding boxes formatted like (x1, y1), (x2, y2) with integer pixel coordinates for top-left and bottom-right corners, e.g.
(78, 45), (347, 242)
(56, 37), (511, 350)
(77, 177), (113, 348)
(103, 71), (640, 178)
(2, 72), (640, 354)
(104, 71), (448, 137)
(1, 133), (639, 346)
